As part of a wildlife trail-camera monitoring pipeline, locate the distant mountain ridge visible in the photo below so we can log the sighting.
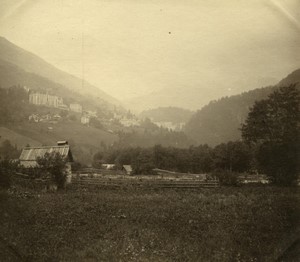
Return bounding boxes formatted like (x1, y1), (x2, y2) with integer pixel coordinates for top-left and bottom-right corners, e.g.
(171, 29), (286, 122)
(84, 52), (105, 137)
(0, 36), (120, 107)
(184, 68), (300, 146)
(124, 85), (221, 112)
(124, 76), (278, 112)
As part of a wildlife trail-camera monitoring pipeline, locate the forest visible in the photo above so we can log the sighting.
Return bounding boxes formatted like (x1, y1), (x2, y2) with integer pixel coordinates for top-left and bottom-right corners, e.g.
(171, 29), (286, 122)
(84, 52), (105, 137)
(94, 85), (300, 186)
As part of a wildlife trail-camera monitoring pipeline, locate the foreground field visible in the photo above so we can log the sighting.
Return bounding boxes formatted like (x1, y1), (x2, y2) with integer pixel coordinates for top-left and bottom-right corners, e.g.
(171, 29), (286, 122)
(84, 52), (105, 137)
(0, 187), (299, 261)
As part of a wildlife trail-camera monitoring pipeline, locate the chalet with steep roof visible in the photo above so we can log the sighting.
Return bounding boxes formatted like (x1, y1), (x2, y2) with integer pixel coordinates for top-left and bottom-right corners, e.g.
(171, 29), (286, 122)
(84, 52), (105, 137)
(19, 141), (73, 168)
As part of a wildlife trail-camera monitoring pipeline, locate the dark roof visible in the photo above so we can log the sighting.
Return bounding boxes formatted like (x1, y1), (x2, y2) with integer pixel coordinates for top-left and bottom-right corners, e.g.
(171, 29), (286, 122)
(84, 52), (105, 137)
(19, 145), (73, 162)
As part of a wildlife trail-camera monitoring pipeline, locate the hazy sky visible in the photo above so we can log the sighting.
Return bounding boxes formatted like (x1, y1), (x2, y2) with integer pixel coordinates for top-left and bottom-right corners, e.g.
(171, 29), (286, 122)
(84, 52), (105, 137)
(0, 0), (299, 101)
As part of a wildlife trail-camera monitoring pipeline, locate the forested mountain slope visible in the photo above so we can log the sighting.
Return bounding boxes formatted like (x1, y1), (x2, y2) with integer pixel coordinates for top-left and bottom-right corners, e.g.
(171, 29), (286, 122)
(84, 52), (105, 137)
(0, 59), (113, 112)
(184, 69), (300, 146)
(0, 37), (120, 107)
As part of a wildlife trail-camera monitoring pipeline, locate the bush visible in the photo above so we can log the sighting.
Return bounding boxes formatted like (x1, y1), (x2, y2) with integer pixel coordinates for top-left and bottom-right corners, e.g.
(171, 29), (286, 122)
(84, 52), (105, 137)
(71, 161), (82, 172)
(0, 160), (21, 188)
(37, 152), (68, 189)
(0, 168), (11, 188)
(213, 170), (239, 186)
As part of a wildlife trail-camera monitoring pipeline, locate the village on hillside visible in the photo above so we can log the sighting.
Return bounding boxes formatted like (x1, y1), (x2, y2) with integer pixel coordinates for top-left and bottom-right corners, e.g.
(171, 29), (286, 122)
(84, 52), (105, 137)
(27, 89), (141, 128)
(27, 89), (186, 131)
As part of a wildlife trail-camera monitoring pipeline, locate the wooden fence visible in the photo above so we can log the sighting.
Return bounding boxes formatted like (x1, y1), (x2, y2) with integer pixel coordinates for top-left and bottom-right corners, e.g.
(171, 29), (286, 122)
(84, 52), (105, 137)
(8, 170), (220, 190)
(71, 176), (219, 189)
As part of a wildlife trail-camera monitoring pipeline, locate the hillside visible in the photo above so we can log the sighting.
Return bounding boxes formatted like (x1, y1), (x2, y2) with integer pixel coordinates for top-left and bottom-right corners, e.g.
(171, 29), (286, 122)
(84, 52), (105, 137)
(0, 59), (112, 112)
(0, 127), (41, 148)
(0, 37), (120, 108)
(3, 122), (117, 165)
(0, 37), (126, 164)
(184, 68), (300, 146)
(140, 107), (193, 124)
(0, 86), (117, 164)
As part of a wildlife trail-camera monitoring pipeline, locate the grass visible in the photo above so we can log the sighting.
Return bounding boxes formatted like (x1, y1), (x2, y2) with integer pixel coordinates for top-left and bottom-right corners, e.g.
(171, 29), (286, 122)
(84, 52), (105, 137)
(0, 127), (40, 148)
(11, 122), (117, 147)
(0, 186), (299, 261)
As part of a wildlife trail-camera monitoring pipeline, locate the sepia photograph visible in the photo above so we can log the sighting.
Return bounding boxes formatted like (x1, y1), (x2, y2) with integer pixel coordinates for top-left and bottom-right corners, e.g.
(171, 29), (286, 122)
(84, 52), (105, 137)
(0, 0), (299, 261)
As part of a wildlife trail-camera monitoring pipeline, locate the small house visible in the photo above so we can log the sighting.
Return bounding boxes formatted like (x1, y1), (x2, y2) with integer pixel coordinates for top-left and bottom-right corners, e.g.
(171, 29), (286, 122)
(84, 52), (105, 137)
(123, 165), (133, 175)
(81, 115), (90, 125)
(102, 164), (116, 170)
(28, 114), (39, 122)
(19, 141), (73, 182)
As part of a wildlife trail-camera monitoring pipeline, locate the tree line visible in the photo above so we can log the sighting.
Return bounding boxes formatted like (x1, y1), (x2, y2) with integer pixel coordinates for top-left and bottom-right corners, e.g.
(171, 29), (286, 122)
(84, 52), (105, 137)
(94, 85), (299, 185)
(94, 142), (252, 176)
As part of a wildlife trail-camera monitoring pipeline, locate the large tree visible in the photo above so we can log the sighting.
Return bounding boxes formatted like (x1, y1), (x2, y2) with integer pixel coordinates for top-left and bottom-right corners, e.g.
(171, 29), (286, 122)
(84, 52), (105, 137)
(213, 141), (252, 173)
(241, 84), (300, 185)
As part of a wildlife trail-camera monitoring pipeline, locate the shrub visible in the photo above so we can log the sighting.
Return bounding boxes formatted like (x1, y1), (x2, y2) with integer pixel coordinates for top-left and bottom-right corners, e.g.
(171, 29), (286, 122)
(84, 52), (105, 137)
(37, 152), (67, 189)
(213, 170), (239, 186)
(0, 167), (11, 188)
(0, 160), (21, 188)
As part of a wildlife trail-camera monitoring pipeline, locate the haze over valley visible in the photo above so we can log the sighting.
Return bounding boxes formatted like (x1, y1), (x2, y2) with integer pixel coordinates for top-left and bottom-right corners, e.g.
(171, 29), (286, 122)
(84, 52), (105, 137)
(1, 0), (299, 112)
(0, 0), (299, 163)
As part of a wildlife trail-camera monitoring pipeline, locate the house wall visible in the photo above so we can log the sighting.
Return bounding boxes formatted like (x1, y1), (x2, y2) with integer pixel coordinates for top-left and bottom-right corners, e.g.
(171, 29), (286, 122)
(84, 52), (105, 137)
(65, 162), (72, 183)
(29, 93), (64, 108)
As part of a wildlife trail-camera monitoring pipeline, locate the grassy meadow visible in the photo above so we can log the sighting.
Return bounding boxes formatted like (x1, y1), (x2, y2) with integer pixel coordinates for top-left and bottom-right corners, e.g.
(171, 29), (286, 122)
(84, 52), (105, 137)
(0, 186), (299, 261)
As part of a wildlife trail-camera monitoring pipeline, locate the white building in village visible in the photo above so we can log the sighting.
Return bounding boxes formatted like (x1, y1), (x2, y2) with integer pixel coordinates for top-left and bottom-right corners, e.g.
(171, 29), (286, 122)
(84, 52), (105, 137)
(29, 93), (64, 108)
(154, 121), (185, 131)
(81, 115), (90, 125)
(120, 118), (140, 127)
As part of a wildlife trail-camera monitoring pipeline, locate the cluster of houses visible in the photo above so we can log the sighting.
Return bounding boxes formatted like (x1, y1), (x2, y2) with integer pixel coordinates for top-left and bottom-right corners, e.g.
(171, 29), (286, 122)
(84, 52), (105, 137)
(113, 112), (141, 127)
(28, 92), (98, 125)
(29, 92), (84, 114)
(28, 92), (141, 128)
(29, 113), (62, 123)
(27, 90), (190, 131)
(153, 121), (185, 131)
(29, 93), (67, 109)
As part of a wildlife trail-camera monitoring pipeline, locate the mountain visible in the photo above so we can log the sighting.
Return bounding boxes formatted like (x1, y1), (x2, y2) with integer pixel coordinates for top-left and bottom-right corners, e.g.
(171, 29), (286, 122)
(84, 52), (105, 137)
(124, 76), (278, 112)
(0, 59), (109, 111)
(140, 107), (193, 124)
(184, 69), (300, 146)
(0, 37), (125, 164)
(0, 36), (120, 107)
(124, 86), (221, 112)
